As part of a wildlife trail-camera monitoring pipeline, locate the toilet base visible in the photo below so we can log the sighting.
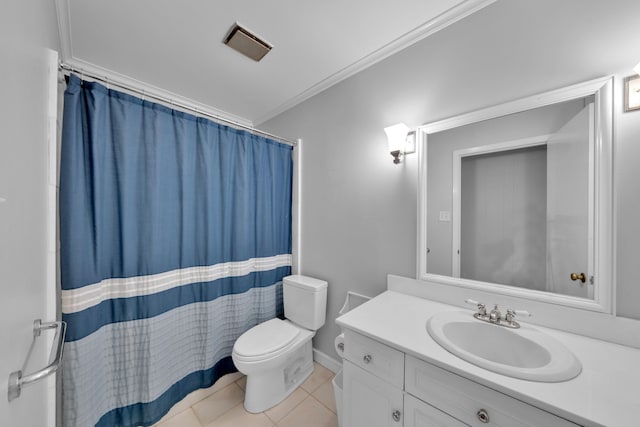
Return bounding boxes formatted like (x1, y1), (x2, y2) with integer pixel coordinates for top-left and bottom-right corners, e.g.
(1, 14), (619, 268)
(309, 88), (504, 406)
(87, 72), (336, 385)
(243, 340), (314, 413)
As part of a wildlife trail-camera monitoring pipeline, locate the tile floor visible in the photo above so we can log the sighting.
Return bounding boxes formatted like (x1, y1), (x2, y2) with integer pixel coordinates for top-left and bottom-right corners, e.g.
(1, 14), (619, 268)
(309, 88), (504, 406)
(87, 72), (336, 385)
(153, 363), (339, 427)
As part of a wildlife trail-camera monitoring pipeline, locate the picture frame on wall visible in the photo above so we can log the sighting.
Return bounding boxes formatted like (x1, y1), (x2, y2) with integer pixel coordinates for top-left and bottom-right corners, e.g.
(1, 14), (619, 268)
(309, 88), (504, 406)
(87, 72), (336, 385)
(624, 74), (640, 112)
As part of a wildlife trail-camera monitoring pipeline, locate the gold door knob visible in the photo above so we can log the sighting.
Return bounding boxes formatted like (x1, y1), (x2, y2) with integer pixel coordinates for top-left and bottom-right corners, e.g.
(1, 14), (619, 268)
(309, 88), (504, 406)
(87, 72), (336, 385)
(570, 272), (586, 283)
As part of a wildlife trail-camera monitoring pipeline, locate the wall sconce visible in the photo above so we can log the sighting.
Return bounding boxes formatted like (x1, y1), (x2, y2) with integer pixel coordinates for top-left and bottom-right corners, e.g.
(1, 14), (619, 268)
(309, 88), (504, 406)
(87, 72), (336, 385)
(384, 123), (416, 164)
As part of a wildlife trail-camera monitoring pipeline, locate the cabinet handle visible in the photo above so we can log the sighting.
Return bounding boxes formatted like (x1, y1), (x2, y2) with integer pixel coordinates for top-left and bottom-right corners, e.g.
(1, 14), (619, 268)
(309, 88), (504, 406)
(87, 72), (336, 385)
(392, 409), (401, 422)
(363, 354), (372, 364)
(477, 408), (490, 423)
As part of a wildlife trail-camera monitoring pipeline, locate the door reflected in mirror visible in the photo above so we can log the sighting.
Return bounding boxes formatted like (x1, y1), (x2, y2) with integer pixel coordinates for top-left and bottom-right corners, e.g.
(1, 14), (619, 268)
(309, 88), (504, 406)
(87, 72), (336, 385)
(417, 78), (613, 313)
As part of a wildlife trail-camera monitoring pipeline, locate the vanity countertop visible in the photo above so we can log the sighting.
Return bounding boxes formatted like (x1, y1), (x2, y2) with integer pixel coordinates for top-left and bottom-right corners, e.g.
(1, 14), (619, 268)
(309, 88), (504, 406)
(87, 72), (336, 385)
(336, 290), (640, 427)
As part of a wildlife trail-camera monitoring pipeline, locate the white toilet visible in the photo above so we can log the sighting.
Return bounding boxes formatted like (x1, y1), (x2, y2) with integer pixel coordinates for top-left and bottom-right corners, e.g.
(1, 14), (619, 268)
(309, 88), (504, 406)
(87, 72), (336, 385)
(232, 275), (328, 413)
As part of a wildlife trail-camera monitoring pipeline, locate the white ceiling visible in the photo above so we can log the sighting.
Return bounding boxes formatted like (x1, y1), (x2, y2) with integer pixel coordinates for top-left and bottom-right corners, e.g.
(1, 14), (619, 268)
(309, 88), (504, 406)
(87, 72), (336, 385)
(55, 0), (495, 125)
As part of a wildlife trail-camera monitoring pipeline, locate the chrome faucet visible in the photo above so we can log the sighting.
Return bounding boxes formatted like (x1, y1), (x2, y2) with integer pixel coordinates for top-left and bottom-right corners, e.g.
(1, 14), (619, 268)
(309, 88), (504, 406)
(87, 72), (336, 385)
(489, 304), (501, 324)
(465, 299), (531, 329)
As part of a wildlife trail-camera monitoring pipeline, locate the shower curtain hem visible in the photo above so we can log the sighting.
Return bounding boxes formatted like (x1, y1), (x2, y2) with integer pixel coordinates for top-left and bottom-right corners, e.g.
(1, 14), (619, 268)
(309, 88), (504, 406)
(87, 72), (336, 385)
(95, 356), (238, 427)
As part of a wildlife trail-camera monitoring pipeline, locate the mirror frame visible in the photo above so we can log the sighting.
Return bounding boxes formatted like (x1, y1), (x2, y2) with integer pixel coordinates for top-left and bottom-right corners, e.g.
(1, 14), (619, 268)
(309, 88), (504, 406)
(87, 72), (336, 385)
(417, 76), (613, 313)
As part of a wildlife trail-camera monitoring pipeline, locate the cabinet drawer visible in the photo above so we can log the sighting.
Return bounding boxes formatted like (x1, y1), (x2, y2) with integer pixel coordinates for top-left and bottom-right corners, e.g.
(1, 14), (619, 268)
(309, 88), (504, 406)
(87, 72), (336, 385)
(344, 330), (404, 388)
(405, 355), (580, 427)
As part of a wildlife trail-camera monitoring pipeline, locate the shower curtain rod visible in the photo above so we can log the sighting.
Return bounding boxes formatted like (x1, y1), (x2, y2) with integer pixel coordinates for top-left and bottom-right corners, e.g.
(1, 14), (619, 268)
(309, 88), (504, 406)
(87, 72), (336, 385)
(58, 63), (297, 147)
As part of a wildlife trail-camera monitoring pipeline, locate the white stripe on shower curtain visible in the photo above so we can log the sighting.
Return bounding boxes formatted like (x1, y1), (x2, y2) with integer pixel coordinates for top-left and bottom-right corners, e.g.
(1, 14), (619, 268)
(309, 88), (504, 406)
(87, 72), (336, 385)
(62, 254), (292, 313)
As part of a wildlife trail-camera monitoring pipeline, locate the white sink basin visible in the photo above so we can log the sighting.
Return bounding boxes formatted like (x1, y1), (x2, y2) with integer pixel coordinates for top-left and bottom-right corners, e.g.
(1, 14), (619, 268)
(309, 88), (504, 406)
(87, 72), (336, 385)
(427, 311), (581, 382)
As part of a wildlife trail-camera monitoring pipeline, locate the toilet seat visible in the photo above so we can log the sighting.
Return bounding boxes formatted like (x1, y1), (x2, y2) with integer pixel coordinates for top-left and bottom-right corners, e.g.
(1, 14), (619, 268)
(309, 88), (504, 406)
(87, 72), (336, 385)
(233, 318), (301, 361)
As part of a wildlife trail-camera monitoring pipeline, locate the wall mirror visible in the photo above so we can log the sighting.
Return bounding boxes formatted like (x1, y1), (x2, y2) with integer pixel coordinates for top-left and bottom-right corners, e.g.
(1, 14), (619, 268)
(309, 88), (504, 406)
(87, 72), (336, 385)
(417, 77), (613, 313)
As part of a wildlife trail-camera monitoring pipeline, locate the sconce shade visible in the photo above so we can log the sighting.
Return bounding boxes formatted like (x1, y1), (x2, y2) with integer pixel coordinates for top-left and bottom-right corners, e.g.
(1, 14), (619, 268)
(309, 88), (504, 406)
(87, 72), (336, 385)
(384, 123), (410, 153)
(635, 61), (640, 76)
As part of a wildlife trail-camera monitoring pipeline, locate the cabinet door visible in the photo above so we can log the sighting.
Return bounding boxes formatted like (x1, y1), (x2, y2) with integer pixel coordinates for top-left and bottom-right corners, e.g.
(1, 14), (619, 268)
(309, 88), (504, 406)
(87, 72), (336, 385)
(404, 394), (468, 427)
(343, 360), (404, 427)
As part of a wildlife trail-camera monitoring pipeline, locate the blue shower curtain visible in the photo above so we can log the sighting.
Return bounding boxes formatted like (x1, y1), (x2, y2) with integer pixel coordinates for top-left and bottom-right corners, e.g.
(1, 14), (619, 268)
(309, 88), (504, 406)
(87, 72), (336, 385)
(59, 74), (292, 427)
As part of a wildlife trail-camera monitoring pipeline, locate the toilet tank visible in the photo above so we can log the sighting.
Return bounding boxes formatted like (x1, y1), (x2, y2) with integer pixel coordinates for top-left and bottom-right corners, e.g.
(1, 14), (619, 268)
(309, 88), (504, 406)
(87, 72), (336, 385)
(283, 275), (328, 330)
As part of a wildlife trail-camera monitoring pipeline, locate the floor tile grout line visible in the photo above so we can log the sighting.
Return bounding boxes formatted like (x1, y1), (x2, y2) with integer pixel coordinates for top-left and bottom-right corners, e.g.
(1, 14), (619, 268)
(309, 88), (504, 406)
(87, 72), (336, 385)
(156, 371), (338, 427)
(192, 382), (246, 427)
(264, 388), (311, 424)
(265, 383), (334, 426)
(314, 392), (338, 415)
(309, 393), (337, 415)
(157, 406), (199, 427)
(272, 394), (336, 427)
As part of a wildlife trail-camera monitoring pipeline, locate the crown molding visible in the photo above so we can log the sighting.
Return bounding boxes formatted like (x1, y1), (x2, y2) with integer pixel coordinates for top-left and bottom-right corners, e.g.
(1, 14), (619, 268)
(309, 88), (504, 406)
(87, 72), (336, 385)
(54, 0), (73, 62)
(54, 0), (496, 127)
(254, 0), (497, 124)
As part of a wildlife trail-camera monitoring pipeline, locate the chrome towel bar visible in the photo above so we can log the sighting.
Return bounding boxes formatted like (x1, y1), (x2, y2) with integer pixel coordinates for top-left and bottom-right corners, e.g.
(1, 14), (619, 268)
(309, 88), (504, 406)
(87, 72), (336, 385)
(8, 319), (66, 402)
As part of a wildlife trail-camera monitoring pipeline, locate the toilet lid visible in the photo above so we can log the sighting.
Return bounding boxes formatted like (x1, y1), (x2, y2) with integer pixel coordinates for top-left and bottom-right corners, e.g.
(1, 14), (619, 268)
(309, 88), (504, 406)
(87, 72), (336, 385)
(234, 318), (300, 358)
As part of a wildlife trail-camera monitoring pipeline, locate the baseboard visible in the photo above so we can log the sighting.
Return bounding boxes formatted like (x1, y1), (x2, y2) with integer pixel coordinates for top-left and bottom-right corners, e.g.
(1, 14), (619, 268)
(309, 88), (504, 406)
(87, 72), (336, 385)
(312, 347), (342, 373)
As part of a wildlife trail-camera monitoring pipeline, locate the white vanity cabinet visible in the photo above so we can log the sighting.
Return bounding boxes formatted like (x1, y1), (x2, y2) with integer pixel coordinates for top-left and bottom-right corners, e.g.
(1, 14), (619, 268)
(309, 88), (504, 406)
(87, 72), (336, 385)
(343, 329), (459, 427)
(342, 329), (581, 427)
(344, 361), (463, 427)
(342, 329), (405, 427)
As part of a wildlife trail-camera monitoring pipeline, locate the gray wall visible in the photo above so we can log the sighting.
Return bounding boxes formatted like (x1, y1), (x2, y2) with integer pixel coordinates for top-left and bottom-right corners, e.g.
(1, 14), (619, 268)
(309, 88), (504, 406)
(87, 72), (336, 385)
(262, 0), (640, 360)
(0, 1), (61, 425)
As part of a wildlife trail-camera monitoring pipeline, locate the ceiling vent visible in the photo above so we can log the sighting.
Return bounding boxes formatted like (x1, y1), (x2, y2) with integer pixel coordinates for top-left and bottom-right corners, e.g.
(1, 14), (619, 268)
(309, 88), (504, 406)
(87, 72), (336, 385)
(223, 23), (272, 62)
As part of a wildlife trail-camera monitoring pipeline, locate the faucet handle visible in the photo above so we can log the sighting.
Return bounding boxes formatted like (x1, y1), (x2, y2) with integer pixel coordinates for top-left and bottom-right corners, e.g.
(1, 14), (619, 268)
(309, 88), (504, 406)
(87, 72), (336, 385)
(508, 309), (531, 317)
(505, 308), (531, 324)
(465, 299), (487, 316)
